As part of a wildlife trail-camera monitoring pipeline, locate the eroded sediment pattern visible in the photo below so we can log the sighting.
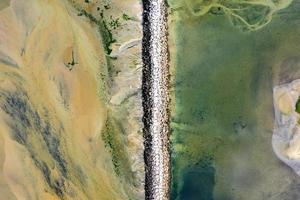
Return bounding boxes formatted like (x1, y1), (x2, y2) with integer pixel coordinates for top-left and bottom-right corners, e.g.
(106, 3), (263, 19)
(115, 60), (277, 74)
(0, 0), (143, 199)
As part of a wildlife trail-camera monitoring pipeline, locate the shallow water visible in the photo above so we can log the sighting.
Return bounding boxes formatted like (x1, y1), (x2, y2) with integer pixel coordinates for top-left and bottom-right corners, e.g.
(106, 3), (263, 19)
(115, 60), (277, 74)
(169, 1), (300, 199)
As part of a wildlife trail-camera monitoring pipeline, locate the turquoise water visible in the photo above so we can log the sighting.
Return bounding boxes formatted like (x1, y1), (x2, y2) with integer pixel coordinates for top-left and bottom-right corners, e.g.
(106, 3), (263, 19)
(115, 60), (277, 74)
(170, 1), (300, 199)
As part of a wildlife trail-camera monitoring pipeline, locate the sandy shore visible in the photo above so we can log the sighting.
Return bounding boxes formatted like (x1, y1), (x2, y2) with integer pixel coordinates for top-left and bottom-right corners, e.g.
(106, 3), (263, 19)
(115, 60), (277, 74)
(273, 79), (300, 175)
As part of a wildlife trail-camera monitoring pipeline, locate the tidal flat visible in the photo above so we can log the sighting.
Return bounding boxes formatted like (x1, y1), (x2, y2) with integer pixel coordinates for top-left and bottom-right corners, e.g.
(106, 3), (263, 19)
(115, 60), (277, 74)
(0, 0), (143, 199)
(168, 0), (300, 199)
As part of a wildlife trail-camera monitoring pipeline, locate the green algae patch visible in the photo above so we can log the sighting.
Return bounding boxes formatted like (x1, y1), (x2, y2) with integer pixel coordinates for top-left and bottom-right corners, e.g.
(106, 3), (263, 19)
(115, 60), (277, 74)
(101, 113), (135, 182)
(0, 0), (10, 11)
(295, 97), (300, 114)
(77, 9), (116, 55)
(169, 0), (294, 31)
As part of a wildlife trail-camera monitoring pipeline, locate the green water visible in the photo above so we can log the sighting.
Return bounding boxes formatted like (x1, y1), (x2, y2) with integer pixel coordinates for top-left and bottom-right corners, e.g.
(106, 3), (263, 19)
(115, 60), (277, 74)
(170, 1), (300, 199)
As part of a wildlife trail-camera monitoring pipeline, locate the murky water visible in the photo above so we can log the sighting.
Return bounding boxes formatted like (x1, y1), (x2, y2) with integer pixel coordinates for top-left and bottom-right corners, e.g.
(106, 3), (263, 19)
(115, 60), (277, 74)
(169, 1), (300, 199)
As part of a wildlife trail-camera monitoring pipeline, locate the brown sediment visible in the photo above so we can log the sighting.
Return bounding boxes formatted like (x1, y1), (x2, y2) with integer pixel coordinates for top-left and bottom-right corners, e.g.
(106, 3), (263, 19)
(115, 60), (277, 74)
(0, 0), (143, 199)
